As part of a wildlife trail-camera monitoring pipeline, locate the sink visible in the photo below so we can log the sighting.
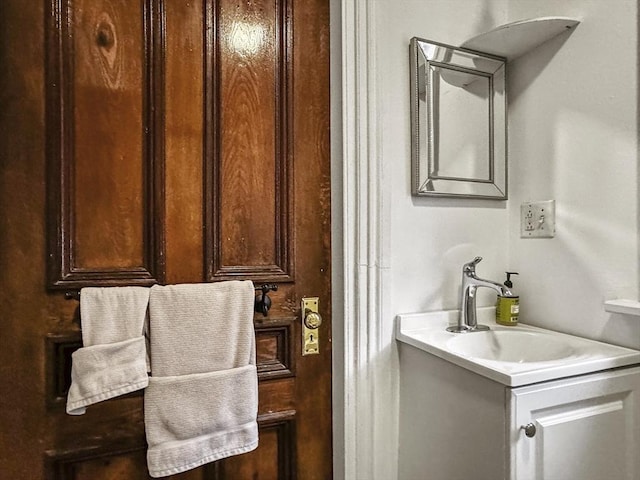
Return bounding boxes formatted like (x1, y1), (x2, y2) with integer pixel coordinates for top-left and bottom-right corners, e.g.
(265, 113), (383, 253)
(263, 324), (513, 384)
(396, 307), (640, 386)
(447, 330), (575, 363)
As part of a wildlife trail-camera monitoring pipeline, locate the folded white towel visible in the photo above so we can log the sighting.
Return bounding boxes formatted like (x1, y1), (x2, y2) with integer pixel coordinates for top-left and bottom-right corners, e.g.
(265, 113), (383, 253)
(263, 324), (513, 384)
(145, 281), (258, 478)
(66, 286), (150, 415)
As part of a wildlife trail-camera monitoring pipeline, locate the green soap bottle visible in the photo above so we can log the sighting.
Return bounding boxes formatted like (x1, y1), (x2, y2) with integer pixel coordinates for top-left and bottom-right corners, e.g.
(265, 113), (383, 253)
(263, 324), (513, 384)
(496, 272), (519, 326)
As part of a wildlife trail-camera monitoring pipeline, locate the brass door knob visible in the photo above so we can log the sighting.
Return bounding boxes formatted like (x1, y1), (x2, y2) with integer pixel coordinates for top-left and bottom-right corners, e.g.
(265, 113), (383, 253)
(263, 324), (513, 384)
(304, 310), (322, 329)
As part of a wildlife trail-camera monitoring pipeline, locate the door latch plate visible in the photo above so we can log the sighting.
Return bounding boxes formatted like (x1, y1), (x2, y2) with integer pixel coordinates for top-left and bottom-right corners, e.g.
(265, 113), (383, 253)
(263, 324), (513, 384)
(302, 297), (321, 356)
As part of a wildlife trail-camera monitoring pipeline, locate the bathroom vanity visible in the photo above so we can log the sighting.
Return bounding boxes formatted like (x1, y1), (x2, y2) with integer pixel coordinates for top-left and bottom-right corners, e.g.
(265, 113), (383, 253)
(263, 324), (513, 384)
(396, 309), (640, 480)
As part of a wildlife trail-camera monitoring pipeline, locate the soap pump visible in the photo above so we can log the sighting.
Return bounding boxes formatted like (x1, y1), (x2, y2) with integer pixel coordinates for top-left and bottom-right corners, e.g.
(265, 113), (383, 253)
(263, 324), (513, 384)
(496, 271), (519, 326)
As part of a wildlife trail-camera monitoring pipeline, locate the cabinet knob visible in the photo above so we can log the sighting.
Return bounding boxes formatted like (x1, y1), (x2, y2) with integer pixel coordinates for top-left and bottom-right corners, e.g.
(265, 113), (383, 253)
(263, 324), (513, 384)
(521, 423), (536, 438)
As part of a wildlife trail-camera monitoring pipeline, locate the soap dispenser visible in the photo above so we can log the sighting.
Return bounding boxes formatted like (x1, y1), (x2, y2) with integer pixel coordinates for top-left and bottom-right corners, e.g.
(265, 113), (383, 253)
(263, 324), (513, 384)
(496, 272), (519, 326)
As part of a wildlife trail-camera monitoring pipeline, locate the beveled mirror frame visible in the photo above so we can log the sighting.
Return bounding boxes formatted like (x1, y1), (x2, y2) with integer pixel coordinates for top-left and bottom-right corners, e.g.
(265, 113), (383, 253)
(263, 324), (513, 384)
(410, 37), (507, 199)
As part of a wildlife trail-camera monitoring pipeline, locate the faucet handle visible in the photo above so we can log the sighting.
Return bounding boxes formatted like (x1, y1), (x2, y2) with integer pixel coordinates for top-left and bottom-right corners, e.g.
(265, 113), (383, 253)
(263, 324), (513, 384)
(464, 256), (483, 272)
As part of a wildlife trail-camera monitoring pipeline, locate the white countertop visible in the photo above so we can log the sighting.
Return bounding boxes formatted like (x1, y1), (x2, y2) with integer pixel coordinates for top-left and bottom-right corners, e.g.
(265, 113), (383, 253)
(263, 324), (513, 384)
(396, 307), (640, 387)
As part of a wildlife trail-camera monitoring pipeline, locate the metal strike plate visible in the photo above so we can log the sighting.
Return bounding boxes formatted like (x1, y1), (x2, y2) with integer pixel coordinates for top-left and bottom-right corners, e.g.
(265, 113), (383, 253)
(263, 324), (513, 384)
(302, 297), (321, 356)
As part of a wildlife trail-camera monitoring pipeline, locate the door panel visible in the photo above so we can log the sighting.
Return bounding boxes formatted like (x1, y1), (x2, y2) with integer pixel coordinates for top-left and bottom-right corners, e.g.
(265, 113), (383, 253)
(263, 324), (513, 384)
(215, 0), (282, 271)
(0, 0), (331, 478)
(204, 0), (294, 282)
(46, 0), (166, 288)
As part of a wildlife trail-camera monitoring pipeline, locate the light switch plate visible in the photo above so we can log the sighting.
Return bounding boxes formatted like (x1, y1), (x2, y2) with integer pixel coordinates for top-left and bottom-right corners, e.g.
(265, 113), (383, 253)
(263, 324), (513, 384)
(521, 200), (555, 238)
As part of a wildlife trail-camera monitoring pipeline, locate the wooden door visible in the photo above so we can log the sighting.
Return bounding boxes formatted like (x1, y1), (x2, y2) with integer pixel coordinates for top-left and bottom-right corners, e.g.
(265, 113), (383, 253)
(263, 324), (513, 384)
(0, 0), (331, 479)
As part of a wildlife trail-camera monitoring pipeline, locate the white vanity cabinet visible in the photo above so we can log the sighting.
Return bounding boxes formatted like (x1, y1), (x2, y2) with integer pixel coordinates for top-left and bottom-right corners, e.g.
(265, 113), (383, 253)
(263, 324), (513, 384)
(510, 368), (640, 480)
(398, 343), (640, 480)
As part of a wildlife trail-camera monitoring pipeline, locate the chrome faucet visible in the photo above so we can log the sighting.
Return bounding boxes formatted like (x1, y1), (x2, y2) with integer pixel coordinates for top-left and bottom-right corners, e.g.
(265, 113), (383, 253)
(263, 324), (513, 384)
(447, 256), (514, 333)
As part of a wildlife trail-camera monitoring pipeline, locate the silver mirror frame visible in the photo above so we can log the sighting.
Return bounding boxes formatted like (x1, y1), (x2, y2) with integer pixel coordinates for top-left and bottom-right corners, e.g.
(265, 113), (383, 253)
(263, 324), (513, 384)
(410, 37), (508, 200)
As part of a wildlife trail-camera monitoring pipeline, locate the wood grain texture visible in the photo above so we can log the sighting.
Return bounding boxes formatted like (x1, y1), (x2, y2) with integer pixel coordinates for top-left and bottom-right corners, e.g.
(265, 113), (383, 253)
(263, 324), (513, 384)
(72, 0), (146, 271)
(209, 412), (297, 480)
(46, 0), (166, 288)
(255, 318), (295, 380)
(44, 437), (148, 480)
(164, 0), (204, 284)
(1, 0), (62, 477)
(204, 0), (294, 282)
(290, 0), (332, 477)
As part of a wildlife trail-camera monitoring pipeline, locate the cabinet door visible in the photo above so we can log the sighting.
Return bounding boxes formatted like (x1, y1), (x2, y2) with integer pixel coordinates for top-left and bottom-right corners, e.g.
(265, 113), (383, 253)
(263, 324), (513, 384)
(509, 367), (640, 480)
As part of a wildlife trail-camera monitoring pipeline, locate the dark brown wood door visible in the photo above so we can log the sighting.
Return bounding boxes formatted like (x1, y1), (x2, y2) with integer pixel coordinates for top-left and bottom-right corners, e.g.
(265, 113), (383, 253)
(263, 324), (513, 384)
(0, 1), (331, 479)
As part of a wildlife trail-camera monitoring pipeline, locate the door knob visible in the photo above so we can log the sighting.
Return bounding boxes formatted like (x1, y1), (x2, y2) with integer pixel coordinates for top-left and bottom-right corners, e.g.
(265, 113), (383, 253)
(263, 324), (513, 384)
(304, 310), (322, 329)
(521, 423), (536, 438)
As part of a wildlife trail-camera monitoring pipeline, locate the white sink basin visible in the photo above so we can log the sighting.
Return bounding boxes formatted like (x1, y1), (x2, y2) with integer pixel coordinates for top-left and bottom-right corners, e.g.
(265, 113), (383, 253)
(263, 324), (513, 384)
(447, 330), (575, 363)
(396, 307), (640, 386)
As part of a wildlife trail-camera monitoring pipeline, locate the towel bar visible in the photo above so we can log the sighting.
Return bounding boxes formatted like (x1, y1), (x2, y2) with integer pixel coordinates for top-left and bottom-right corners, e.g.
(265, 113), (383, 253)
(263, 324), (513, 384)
(64, 283), (279, 317)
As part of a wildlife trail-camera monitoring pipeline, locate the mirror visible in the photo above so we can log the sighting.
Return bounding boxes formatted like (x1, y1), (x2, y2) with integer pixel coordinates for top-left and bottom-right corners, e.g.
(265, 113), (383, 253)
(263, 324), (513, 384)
(410, 38), (507, 199)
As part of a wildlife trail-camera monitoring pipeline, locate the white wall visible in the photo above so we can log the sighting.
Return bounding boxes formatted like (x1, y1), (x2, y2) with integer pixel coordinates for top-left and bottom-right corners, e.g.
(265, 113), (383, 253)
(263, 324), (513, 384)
(375, 2), (512, 479)
(379, 0), (511, 323)
(506, 0), (640, 349)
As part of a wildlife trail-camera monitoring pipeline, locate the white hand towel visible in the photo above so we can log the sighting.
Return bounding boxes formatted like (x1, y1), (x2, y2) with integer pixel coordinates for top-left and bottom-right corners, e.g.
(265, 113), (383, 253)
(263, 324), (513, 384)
(145, 281), (258, 478)
(66, 286), (150, 415)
